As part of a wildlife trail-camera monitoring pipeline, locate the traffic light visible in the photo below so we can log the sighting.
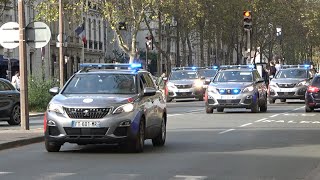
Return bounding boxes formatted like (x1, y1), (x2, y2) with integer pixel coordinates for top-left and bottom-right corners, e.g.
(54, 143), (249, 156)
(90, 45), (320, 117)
(118, 22), (127, 31)
(243, 11), (252, 30)
(145, 35), (153, 50)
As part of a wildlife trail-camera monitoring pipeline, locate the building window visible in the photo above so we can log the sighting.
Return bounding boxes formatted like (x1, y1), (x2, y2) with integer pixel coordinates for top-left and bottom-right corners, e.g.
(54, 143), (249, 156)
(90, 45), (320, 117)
(88, 18), (91, 43)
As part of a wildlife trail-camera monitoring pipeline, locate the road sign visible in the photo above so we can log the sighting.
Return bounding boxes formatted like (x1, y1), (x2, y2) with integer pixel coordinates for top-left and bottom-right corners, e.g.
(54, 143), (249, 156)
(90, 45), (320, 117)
(26, 21), (51, 48)
(0, 22), (19, 49)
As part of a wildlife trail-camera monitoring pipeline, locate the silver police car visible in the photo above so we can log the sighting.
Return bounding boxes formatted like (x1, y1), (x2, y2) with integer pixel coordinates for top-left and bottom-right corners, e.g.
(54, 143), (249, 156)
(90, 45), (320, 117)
(44, 63), (167, 153)
(268, 65), (316, 103)
(166, 67), (204, 102)
(205, 65), (268, 113)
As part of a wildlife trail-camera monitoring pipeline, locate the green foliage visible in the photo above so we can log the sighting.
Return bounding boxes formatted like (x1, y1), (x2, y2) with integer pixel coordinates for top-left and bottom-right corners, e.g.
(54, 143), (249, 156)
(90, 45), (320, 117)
(28, 77), (58, 112)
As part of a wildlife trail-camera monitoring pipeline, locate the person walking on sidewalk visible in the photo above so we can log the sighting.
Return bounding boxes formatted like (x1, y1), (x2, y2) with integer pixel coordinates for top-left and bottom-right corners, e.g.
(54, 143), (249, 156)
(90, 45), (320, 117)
(11, 71), (20, 91)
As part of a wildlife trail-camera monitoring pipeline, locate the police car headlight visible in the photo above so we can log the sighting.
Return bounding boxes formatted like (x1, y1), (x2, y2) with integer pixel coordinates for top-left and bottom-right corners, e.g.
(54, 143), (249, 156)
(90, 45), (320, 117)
(243, 86), (254, 93)
(113, 103), (134, 114)
(193, 80), (203, 88)
(207, 86), (218, 94)
(47, 103), (64, 114)
(167, 82), (176, 89)
(297, 81), (308, 87)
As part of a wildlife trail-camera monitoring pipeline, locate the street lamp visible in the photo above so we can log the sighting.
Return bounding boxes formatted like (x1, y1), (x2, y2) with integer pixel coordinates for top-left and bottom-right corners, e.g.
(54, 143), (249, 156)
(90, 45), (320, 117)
(276, 27), (283, 63)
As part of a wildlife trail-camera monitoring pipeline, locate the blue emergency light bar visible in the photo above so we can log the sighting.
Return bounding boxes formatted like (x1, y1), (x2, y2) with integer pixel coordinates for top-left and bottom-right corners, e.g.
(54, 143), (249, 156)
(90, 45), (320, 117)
(79, 63), (143, 70)
(219, 64), (255, 70)
(280, 64), (310, 69)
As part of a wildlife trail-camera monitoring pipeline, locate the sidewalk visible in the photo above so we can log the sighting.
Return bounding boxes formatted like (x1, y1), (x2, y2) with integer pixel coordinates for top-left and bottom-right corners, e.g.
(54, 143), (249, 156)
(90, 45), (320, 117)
(0, 112), (45, 151)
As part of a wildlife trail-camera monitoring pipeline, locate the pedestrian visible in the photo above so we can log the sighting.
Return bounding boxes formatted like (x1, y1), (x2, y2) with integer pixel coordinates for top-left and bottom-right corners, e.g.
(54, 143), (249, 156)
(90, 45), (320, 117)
(275, 59), (281, 73)
(269, 61), (277, 77)
(11, 71), (20, 91)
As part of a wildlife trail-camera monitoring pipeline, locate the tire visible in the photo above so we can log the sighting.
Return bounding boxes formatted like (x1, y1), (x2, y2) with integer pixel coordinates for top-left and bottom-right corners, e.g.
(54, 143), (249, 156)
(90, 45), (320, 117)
(260, 99), (268, 112)
(305, 105), (314, 112)
(128, 119), (145, 153)
(45, 139), (61, 152)
(217, 108), (224, 112)
(269, 98), (275, 104)
(7, 104), (21, 125)
(251, 100), (259, 113)
(206, 106), (214, 114)
(280, 99), (286, 103)
(152, 116), (166, 147)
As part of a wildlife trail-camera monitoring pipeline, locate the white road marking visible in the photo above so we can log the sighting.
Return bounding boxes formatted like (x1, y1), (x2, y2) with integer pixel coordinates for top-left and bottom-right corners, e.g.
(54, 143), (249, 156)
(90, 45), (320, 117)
(0, 172), (13, 175)
(270, 114), (279, 118)
(36, 173), (75, 180)
(172, 175), (207, 180)
(301, 114), (316, 117)
(219, 129), (235, 134)
(255, 118), (268, 122)
(239, 123), (252, 127)
(168, 114), (183, 117)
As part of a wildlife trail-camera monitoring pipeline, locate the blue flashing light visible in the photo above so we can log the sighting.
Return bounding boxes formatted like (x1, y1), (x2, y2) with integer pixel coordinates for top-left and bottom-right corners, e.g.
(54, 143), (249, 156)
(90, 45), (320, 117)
(232, 89), (240, 94)
(130, 63), (142, 69)
(248, 64), (255, 69)
(192, 66), (197, 70)
(304, 64), (310, 68)
(219, 89), (226, 94)
(213, 65), (219, 69)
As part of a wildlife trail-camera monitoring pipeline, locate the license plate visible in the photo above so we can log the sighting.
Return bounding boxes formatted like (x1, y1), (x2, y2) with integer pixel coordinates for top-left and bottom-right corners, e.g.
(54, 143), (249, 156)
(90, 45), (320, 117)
(178, 89), (191, 93)
(72, 121), (100, 128)
(220, 95), (237, 99)
(279, 88), (294, 92)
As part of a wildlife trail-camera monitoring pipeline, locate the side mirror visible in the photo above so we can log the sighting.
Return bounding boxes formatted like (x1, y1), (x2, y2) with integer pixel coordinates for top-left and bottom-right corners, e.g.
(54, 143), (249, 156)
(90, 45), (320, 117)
(200, 76), (206, 80)
(49, 87), (60, 96)
(143, 87), (157, 96)
(204, 79), (211, 85)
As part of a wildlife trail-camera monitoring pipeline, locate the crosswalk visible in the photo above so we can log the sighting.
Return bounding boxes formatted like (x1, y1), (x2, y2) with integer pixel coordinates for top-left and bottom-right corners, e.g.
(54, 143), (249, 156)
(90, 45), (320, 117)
(0, 172), (209, 180)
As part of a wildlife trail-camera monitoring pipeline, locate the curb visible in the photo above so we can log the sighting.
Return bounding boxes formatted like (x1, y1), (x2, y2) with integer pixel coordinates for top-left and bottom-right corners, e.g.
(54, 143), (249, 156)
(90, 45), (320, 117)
(0, 136), (44, 151)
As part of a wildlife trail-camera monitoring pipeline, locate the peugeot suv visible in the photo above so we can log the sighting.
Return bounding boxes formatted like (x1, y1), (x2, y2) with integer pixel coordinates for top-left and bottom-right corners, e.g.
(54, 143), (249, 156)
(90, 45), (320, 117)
(205, 65), (268, 113)
(44, 63), (167, 153)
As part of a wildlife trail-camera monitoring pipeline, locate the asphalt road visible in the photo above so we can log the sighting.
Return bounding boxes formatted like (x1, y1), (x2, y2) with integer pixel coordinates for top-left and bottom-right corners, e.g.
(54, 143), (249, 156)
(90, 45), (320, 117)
(1, 99), (320, 180)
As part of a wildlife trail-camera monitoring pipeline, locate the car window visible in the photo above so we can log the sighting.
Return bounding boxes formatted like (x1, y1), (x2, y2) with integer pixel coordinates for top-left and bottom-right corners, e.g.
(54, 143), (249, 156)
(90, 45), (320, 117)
(275, 69), (308, 79)
(0, 81), (6, 91)
(214, 71), (253, 82)
(62, 74), (136, 94)
(254, 71), (261, 81)
(311, 76), (320, 87)
(143, 73), (156, 88)
(169, 71), (198, 80)
(198, 69), (217, 78)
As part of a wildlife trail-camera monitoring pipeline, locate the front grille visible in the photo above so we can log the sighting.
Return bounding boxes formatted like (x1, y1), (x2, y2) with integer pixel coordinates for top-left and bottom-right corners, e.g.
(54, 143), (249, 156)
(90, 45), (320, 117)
(64, 108), (110, 119)
(113, 127), (128, 136)
(218, 89), (241, 95)
(176, 84), (192, 89)
(277, 83), (296, 88)
(49, 126), (60, 136)
(277, 92), (295, 96)
(64, 127), (108, 136)
(217, 99), (241, 105)
(176, 92), (193, 96)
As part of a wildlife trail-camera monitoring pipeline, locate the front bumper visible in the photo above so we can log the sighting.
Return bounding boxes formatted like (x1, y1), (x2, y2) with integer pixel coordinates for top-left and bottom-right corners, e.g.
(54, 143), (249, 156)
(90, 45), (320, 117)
(167, 87), (204, 98)
(44, 110), (142, 145)
(269, 86), (306, 99)
(206, 91), (257, 109)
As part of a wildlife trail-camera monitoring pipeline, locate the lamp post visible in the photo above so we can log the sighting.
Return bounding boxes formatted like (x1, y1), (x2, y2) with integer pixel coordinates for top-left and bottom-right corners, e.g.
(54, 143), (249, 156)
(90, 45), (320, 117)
(276, 27), (283, 63)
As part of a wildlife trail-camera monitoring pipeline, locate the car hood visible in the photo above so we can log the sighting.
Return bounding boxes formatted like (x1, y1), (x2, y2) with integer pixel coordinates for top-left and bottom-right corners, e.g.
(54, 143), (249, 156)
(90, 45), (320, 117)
(271, 78), (307, 84)
(50, 94), (138, 108)
(169, 79), (196, 85)
(209, 82), (253, 89)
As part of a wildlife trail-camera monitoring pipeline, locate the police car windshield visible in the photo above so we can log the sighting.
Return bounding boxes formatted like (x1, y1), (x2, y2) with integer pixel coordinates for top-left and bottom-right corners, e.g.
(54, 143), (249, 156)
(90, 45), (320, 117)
(214, 71), (253, 82)
(198, 69), (217, 78)
(275, 69), (308, 79)
(170, 71), (198, 80)
(63, 74), (136, 94)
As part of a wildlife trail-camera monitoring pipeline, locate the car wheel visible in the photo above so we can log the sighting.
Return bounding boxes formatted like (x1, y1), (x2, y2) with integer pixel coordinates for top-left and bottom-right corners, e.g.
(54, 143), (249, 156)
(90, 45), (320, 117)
(206, 106), (214, 114)
(305, 105), (314, 113)
(7, 104), (21, 125)
(217, 108), (224, 112)
(251, 100), (259, 113)
(45, 139), (61, 152)
(128, 119), (145, 153)
(280, 99), (286, 103)
(152, 116), (166, 147)
(260, 99), (268, 112)
(269, 98), (275, 104)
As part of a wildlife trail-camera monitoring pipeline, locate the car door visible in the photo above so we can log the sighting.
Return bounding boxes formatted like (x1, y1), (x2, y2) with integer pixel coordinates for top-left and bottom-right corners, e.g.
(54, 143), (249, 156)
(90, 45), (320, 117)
(254, 70), (266, 102)
(0, 80), (16, 117)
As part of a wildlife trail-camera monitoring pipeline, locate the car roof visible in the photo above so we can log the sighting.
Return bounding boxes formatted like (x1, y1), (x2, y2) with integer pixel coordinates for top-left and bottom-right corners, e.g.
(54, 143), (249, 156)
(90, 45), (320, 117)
(76, 69), (148, 75)
(219, 69), (254, 72)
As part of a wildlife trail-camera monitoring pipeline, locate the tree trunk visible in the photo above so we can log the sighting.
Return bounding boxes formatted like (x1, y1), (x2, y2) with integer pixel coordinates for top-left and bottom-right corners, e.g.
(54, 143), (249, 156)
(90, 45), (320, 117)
(187, 34), (193, 66)
(199, 21), (205, 67)
(166, 24), (172, 74)
(176, 21), (181, 67)
(181, 34), (187, 67)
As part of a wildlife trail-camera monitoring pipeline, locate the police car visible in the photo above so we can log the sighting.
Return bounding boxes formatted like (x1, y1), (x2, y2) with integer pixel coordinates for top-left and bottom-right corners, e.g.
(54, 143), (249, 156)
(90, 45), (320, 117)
(205, 65), (268, 113)
(165, 67), (205, 102)
(200, 66), (219, 90)
(268, 65), (316, 103)
(44, 63), (167, 153)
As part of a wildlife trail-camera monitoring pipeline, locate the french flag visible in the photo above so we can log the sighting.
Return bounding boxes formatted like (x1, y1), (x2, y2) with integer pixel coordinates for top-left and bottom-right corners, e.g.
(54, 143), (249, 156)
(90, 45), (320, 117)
(75, 23), (87, 44)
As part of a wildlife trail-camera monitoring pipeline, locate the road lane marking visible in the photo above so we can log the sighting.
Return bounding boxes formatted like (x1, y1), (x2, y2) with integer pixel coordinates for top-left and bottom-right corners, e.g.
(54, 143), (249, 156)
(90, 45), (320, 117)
(270, 114), (279, 118)
(239, 123), (252, 127)
(172, 175), (207, 180)
(36, 173), (75, 180)
(255, 118), (268, 122)
(219, 129), (235, 134)
(168, 114), (183, 117)
(0, 172), (13, 175)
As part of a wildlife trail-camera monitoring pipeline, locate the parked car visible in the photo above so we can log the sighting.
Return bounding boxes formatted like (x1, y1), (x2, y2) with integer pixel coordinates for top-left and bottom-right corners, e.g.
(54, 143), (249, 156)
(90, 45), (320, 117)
(0, 78), (20, 125)
(305, 74), (320, 112)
